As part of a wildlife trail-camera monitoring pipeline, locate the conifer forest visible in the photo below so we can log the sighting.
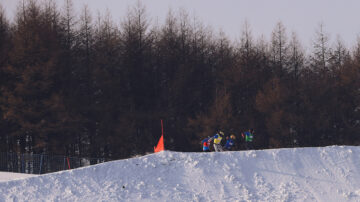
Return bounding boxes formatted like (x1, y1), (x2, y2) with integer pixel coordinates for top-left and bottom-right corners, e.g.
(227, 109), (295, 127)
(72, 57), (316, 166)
(0, 0), (359, 159)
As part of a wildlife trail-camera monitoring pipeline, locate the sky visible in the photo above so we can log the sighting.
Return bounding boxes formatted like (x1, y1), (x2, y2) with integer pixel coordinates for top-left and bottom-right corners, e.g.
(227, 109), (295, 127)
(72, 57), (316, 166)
(1, 0), (360, 49)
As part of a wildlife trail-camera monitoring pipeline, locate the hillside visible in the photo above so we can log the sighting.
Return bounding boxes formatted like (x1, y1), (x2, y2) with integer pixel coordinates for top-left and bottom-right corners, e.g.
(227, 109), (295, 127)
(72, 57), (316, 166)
(0, 172), (35, 182)
(1, 146), (360, 201)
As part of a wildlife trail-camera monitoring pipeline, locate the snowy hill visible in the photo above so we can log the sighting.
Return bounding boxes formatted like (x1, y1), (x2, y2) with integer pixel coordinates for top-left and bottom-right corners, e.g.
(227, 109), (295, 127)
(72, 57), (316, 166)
(1, 146), (360, 201)
(0, 172), (35, 182)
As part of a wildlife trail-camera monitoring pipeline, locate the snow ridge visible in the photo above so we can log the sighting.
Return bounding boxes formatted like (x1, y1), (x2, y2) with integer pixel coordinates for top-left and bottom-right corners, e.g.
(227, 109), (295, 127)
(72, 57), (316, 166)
(1, 146), (360, 202)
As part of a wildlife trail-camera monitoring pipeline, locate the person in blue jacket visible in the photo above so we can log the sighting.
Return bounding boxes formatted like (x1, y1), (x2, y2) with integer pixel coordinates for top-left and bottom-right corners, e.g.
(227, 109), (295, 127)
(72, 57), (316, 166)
(224, 134), (236, 151)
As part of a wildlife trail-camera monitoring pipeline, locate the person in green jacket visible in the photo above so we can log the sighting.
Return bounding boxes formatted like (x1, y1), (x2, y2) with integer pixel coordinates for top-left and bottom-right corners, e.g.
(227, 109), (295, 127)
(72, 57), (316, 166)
(242, 129), (254, 149)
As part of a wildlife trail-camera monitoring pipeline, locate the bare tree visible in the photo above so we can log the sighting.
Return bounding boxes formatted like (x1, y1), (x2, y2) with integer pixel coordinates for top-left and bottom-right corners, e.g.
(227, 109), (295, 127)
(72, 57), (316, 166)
(310, 23), (331, 73)
(178, 8), (190, 62)
(270, 21), (288, 76)
(329, 35), (350, 70)
(78, 5), (93, 68)
(0, 4), (10, 65)
(352, 36), (360, 62)
(43, 0), (60, 32)
(61, 0), (77, 49)
(239, 20), (254, 60)
(287, 32), (305, 79)
(0, 4), (8, 33)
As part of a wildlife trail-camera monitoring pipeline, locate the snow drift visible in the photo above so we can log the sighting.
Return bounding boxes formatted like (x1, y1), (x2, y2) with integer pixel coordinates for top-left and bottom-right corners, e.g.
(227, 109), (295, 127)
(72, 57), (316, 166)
(0, 172), (35, 182)
(1, 146), (360, 201)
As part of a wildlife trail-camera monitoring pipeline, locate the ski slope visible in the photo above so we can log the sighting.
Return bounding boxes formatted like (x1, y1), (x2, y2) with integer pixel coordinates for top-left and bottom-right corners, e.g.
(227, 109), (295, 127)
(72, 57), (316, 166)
(1, 146), (360, 201)
(0, 172), (35, 182)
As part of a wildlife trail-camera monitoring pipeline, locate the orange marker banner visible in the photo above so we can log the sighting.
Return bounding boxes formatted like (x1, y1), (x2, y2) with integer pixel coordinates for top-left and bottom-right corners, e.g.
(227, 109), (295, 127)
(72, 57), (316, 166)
(154, 134), (164, 153)
(154, 120), (165, 153)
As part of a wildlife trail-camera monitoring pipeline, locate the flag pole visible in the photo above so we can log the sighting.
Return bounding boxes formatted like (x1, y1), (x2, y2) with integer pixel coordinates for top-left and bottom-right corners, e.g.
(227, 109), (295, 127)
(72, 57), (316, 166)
(161, 119), (164, 137)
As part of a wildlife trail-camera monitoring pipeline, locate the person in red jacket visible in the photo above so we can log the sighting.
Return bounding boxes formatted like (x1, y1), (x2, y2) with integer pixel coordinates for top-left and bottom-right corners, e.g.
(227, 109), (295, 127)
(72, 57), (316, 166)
(201, 136), (212, 152)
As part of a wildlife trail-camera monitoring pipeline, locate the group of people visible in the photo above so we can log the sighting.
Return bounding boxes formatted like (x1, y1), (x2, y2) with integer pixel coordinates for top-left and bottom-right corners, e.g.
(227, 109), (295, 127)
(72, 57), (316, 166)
(201, 129), (254, 152)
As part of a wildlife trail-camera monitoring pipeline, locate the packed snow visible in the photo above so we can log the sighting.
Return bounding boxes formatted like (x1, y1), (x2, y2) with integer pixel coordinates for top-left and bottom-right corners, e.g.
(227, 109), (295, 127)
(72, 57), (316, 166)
(1, 146), (360, 201)
(0, 172), (35, 182)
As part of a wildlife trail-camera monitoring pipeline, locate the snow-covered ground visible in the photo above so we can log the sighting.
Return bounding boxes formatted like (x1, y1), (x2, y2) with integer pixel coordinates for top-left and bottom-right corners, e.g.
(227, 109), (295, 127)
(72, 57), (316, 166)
(1, 146), (360, 201)
(0, 172), (35, 182)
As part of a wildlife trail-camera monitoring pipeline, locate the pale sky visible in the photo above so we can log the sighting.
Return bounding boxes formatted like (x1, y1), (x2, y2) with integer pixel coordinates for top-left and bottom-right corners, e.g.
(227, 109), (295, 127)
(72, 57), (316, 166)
(2, 0), (360, 49)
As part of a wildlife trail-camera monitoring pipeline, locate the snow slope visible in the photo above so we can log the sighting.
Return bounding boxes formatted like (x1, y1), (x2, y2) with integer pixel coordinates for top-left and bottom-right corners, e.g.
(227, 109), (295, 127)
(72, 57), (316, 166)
(1, 146), (360, 201)
(0, 172), (35, 182)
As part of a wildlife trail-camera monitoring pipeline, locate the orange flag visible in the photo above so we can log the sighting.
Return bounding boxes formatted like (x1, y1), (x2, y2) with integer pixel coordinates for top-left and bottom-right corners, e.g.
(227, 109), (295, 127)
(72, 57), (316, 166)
(154, 134), (164, 153)
(154, 120), (165, 153)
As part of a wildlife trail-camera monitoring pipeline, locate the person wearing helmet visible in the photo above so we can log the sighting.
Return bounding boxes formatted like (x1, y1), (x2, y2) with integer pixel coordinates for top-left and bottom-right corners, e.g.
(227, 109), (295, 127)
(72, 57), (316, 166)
(212, 130), (224, 152)
(224, 134), (236, 151)
(201, 136), (213, 152)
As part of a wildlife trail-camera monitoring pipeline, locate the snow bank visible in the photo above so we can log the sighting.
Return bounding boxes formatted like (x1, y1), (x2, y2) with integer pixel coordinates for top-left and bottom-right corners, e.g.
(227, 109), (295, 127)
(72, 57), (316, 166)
(1, 146), (360, 201)
(0, 172), (35, 182)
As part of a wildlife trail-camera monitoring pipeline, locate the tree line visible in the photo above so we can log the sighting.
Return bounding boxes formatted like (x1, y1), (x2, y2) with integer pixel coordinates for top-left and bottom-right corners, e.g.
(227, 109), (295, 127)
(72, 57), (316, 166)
(0, 0), (359, 159)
